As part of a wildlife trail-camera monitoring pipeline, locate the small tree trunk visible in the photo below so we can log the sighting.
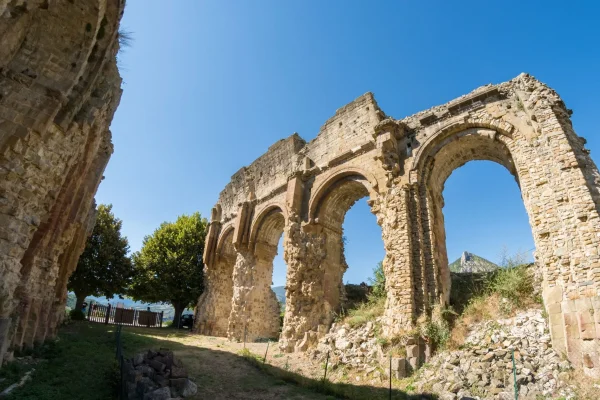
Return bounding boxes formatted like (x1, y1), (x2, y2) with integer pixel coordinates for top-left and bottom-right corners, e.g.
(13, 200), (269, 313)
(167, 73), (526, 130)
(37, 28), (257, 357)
(75, 293), (87, 311)
(172, 303), (185, 328)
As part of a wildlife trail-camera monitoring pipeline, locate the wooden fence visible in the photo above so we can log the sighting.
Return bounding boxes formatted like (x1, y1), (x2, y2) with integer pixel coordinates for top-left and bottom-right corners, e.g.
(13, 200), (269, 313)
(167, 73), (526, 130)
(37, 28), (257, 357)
(87, 303), (164, 328)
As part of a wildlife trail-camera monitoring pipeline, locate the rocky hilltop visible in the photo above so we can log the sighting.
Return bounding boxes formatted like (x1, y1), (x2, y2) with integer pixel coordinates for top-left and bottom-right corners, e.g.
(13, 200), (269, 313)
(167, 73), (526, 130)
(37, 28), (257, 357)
(449, 251), (498, 273)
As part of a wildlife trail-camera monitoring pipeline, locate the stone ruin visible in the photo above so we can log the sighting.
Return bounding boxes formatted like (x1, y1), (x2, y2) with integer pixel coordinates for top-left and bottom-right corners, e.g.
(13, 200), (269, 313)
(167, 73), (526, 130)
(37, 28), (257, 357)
(196, 73), (600, 377)
(124, 348), (198, 400)
(0, 0), (124, 364)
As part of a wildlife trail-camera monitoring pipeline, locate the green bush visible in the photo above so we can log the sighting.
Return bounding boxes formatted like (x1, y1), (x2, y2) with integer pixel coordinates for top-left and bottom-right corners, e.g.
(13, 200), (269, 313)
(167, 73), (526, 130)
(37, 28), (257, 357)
(69, 309), (86, 321)
(488, 264), (533, 307)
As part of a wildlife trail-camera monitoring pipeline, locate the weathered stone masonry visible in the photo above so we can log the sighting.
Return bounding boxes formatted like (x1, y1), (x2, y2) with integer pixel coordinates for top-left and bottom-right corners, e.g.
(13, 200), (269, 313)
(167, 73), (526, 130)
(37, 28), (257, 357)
(196, 74), (600, 377)
(0, 0), (124, 364)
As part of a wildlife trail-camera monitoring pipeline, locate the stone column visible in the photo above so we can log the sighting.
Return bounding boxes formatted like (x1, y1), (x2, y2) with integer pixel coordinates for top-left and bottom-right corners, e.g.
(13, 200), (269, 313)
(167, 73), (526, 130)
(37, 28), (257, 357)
(194, 256), (235, 337)
(227, 249), (257, 342)
(378, 186), (417, 337)
(279, 216), (327, 352)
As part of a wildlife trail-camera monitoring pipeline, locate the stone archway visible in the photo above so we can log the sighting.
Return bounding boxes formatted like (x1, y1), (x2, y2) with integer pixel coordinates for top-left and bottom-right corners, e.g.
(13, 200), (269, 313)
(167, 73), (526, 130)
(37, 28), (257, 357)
(198, 74), (600, 376)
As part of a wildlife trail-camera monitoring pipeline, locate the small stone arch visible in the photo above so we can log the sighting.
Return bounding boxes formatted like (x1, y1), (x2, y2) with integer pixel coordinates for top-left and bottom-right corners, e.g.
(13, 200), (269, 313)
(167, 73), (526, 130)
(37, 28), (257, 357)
(249, 203), (288, 251)
(215, 225), (235, 261)
(308, 167), (379, 227)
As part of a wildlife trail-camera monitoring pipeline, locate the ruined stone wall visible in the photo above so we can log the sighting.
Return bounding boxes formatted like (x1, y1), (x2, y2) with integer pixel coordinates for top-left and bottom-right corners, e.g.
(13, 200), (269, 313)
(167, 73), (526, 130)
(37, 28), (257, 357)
(198, 74), (600, 377)
(0, 0), (124, 364)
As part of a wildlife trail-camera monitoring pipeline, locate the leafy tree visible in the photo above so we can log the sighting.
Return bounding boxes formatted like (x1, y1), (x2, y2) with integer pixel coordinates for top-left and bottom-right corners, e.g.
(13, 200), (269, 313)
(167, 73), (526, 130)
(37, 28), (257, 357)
(68, 204), (133, 311)
(368, 261), (386, 299)
(129, 213), (207, 327)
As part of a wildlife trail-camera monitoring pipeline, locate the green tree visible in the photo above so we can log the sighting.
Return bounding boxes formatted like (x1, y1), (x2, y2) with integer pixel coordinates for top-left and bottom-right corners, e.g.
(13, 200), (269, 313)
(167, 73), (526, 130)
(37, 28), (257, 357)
(68, 204), (133, 311)
(368, 261), (386, 299)
(129, 213), (207, 327)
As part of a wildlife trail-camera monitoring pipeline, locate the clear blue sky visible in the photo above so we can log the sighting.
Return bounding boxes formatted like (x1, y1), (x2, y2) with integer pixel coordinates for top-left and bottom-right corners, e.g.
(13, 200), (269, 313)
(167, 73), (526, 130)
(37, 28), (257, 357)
(96, 0), (600, 287)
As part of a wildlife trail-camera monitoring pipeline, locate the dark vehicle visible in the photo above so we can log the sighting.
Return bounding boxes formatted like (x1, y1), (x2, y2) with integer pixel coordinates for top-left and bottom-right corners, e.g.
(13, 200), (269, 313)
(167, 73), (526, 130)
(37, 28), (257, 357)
(179, 313), (194, 329)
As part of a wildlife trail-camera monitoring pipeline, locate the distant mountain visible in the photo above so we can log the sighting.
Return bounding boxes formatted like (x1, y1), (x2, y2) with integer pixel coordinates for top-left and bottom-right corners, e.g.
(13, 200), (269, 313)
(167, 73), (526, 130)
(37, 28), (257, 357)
(449, 251), (498, 273)
(272, 286), (286, 304)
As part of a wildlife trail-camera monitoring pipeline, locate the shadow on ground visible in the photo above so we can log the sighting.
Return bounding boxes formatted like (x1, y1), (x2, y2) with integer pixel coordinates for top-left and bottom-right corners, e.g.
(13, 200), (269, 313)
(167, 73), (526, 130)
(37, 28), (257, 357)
(1, 322), (438, 400)
(121, 327), (438, 400)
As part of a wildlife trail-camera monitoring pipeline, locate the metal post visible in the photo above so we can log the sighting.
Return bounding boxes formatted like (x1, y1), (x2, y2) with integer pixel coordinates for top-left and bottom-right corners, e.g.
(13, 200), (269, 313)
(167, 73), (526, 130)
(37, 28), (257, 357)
(105, 304), (112, 325)
(323, 351), (330, 382)
(389, 355), (392, 400)
(263, 341), (270, 364)
(512, 349), (519, 400)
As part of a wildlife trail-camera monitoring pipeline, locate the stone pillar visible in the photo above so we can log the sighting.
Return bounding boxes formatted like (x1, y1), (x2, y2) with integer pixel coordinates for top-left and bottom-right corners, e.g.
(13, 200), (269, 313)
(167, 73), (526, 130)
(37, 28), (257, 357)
(279, 216), (327, 352)
(379, 186), (416, 337)
(194, 256), (235, 337)
(227, 249), (257, 341)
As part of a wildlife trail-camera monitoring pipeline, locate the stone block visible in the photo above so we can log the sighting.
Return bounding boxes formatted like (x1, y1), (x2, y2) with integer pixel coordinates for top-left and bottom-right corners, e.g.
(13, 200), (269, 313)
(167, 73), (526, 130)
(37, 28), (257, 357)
(406, 344), (419, 358)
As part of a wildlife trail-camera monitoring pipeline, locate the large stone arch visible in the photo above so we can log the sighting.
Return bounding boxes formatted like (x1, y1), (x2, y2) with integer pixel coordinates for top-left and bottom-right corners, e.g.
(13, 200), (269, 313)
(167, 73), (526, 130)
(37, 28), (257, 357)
(198, 75), (600, 376)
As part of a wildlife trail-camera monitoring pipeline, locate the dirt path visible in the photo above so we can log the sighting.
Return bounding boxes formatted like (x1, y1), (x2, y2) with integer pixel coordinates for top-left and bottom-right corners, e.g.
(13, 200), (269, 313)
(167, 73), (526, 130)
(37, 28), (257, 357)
(127, 330), (335, 400)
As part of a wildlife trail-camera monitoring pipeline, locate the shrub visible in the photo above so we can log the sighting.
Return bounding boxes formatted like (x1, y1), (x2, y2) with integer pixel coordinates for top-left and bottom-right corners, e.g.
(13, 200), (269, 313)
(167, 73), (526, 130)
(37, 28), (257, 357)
(421, 319), (450, 349)
(69, 309), (86, 321)
(488, 264), (533, 307)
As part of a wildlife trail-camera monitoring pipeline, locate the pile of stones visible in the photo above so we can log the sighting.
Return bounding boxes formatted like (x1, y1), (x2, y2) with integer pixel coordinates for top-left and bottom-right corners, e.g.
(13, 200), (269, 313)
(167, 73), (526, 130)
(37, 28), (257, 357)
(310, 320), (384, 371)
(123, 348), (197, 400)
(415, 309), (576, 400)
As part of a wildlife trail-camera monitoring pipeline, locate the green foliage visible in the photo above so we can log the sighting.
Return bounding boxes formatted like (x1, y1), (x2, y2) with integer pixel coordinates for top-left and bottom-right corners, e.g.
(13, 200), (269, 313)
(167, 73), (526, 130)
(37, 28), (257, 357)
(68, 204), (133, 306)
(344, 296), (385, 328)
(69, 309), (85, 321)
(368, 261), (386, 299)
(490, 247), (534, 308)
(420, 318), (450, 349)
(129, 212), (207, 325)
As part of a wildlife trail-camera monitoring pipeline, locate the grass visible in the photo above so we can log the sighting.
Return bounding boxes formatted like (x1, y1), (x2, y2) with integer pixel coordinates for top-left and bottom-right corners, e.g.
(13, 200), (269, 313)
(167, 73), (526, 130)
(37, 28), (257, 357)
(2, 323), (119, 399)
(447, 264), (537, 349)
(342, 296), (386, 328)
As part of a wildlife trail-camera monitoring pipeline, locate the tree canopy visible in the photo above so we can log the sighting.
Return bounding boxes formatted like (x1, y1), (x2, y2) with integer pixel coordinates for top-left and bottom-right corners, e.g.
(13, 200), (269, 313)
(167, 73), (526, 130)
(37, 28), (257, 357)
(68, 204), (132, 310)
(129, 212), (207, 327)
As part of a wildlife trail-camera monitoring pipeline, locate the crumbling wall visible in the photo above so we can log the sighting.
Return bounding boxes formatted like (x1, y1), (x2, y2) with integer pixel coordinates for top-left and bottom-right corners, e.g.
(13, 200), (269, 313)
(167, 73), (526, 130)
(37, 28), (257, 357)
(200, 74), (600, 376)
(0, 0), (124, 364)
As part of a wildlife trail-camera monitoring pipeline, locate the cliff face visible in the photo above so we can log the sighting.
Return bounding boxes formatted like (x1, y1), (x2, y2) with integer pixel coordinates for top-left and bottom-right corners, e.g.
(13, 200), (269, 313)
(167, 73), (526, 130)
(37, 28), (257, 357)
(0, 0), (124, 363)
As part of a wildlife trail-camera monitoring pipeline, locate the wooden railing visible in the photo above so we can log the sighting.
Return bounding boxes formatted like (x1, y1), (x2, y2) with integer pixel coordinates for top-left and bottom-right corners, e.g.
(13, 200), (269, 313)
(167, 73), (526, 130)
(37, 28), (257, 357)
(87, 303), (164, 327)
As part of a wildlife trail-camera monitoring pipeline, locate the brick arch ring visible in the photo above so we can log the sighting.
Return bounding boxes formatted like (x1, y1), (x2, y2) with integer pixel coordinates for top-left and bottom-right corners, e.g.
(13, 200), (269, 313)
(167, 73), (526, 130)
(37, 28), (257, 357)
(409, 117), (516, 183)
(308, 166), (380, 222)
(248, 202), (289, 247)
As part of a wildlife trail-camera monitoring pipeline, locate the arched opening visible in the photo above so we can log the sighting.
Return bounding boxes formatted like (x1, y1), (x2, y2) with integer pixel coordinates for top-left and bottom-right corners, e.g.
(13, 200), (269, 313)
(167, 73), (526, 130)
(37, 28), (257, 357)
(250, 206), (286, 339)
(340, 198), (385, 311)
(419, 128), (536, 312)
(312, 173), (381, 320)
(443, 161), (535, 270)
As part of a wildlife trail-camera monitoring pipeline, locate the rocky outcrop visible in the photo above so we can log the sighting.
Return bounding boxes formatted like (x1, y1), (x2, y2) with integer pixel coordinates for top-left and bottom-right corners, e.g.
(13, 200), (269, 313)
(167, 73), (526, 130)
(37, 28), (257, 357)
(0, 0), (124, 364)
(449, 251), (498, 273)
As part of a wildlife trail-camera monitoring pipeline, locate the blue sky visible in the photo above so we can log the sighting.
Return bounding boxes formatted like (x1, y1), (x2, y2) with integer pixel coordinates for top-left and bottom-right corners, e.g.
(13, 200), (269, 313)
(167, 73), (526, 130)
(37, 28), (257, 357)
(97, 1), (600, 287)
